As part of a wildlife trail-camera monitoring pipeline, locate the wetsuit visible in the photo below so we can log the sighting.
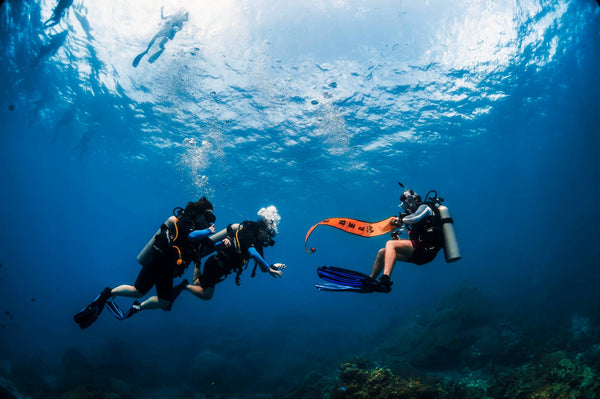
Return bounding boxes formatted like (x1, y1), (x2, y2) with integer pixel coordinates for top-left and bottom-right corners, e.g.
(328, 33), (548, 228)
(199, 222), (271, 288)
(136, 217), (213, 300)
(402, 204), (444, 265)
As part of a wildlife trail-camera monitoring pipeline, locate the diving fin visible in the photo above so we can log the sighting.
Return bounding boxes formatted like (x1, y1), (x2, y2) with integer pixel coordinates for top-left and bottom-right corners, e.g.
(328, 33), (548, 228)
(315, 282), (375, 292)
(106, 300), (141, 320)
(106, 300), (127, 320)
(316, 266), (391, 293)
(132, 52), (146, 68)
(74, 287), (112, 329)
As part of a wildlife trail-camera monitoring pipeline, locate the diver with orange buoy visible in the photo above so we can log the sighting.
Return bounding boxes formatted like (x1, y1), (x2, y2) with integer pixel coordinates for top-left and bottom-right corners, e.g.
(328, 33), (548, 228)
(306, 183), (460, 293)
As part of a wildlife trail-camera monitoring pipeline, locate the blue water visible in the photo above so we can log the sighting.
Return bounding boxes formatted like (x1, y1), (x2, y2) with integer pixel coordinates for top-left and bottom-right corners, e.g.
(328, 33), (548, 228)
(1, 0), (599, 397)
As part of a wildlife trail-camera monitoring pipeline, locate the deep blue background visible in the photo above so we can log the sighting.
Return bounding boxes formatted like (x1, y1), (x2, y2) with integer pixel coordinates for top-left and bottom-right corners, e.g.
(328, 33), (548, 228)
(0, 0), (599, 394)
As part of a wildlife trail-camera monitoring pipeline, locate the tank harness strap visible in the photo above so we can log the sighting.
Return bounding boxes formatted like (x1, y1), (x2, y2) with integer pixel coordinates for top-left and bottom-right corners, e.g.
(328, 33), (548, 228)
(234, 226), (247, 266)
(441, 217), (454, 224)
(171, 217), (183, 266)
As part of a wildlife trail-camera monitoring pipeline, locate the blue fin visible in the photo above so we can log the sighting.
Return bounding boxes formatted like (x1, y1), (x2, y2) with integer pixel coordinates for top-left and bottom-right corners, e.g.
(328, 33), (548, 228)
(106, 300), (141, 320)
(315, 282), (374, 292)
(317, 266), (391, 293)
(106, 300), (127, 320)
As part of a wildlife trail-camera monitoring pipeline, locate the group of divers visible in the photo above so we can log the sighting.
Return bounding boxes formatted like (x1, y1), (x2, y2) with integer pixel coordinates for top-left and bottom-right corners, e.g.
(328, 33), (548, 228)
(74, 183), (461, 329)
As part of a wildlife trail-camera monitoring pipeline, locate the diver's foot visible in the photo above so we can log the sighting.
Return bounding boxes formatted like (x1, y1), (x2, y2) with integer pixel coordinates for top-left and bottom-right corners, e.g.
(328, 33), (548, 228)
(125, 301), (141, 319)
(378, 274), (393, 287)
(377, 275), (393, 293)
(132, 52), (146, 68)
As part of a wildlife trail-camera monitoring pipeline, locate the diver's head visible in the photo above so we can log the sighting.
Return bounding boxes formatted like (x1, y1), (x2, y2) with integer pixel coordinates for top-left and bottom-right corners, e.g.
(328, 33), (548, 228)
(400, 189), (421, 213)
(257, 205), (280, 246)
(183, 197), (215, 225)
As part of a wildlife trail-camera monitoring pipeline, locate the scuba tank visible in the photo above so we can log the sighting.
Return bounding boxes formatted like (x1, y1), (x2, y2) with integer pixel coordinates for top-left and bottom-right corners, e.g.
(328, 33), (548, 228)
(417, 188), (461, 263)
(438, 205), (461, 263)
(137, 216), (178, 266)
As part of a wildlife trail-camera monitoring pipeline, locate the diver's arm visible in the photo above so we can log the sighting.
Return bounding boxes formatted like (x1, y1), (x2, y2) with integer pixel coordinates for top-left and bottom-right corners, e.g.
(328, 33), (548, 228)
(248, 247), (270, 272)
(401, 204), (434, 224)
(209, 223), (241, 243)
(247, 247), (284, 278)
(188, 225), (215, 242)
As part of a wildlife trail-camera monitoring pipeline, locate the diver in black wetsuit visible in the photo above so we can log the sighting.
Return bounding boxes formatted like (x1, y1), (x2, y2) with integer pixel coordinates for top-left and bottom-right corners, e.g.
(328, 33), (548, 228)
(185, 206), (286, 301)
(132, 6), (189, 68)
(315, 184), (460, 293)
(369, 188), (444, 288)
(73, 198), (216, 329)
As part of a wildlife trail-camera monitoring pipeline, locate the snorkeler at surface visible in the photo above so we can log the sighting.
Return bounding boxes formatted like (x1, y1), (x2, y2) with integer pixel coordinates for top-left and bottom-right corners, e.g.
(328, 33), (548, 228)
(43, 0), (74, 28)
(73, 198), (216, 329)
(132, 6), (189, 68)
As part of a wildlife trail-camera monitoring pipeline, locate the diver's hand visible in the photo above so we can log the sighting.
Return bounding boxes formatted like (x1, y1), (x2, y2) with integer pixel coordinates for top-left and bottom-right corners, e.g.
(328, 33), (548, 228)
(268, 263), (286, 278)
(208, 224), (215, 234)
(390, 216), (402, 227)
(222, 238), (232, 247)
(271, 263), (286, 270)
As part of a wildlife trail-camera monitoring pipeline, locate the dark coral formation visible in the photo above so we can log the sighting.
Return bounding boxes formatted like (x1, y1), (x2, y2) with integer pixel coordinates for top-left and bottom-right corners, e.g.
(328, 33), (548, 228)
(328, 284), (600, 399)
(331, 361), (443, 399)
(329, 350), (600, 399)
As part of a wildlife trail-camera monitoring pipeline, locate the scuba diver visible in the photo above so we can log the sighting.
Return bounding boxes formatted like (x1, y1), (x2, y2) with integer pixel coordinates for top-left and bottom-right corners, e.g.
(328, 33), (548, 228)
(369, 185), (455, 287)
(74, 198), (216, 329)
(185, 205), (286, 301)
(132, 7), (189, 68)
(313, 183), (460, 293)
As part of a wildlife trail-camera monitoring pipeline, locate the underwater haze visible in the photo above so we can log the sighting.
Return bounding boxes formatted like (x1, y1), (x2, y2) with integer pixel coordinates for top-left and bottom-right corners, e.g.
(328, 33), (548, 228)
(1, 0), (600, 398)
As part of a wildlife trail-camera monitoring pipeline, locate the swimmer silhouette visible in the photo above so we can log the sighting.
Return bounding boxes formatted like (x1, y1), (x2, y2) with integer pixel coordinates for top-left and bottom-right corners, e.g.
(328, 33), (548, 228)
(133, 7), (189, 68)
(43, 0), (74, 28)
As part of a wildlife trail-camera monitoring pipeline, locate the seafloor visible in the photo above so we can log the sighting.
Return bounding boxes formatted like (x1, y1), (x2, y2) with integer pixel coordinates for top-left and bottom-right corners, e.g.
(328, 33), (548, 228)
(1, 284), (599, 399)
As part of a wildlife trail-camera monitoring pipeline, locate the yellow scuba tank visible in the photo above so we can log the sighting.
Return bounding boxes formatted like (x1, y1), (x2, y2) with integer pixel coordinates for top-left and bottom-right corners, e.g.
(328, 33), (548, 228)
(438, 205), (461, 262)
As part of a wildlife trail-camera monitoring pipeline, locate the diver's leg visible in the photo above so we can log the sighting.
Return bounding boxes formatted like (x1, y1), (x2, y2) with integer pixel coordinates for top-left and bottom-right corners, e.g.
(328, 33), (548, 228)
(370, 248), (386, 279)
(382, 239), (414, 277)
(110, 285), (143, 298)
(111, 262), (154, 299)
(148, 37), (168, 63)
(132, 36), (158, 67)
(193, 262), (202, 284)
(137, 296), (170, 310)
(186, 284), (214, 300)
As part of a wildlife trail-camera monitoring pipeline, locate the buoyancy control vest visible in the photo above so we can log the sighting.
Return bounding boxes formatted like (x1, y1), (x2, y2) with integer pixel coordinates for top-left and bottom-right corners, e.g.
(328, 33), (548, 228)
(214, 221), (265, 284)
(406, 204), (444, 251)
(137, 215), (211, 277)
(403, 198), (461, 263)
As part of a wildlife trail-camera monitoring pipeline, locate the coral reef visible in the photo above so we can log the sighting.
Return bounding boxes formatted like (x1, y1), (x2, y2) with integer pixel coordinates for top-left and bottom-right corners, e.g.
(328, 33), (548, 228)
(1, 285), (599, 399)
(330, 361), (444, 399)
(488, 351), (600, 399)
(326, 285), (600, 399)
(329, 351), (600, 399)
